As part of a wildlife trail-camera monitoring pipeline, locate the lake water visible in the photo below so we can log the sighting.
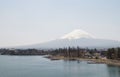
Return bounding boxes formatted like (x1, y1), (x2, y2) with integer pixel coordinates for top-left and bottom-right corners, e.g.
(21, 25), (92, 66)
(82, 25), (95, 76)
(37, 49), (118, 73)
(0, 56), (120, 77)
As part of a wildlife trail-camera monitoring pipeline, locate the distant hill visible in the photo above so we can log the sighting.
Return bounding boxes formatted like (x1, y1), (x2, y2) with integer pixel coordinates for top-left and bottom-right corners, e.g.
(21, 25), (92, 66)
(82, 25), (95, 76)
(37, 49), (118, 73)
(15, 29), (120, 49)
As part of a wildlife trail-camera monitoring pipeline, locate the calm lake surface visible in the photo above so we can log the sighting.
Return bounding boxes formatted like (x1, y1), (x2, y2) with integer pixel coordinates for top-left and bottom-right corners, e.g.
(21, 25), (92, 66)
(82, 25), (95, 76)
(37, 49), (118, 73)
(0, 56), (120, 77)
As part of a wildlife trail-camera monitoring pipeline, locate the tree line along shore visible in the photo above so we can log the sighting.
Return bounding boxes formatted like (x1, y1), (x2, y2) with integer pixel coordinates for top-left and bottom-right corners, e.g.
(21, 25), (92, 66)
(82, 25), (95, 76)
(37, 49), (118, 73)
(0, 47), (120, 66)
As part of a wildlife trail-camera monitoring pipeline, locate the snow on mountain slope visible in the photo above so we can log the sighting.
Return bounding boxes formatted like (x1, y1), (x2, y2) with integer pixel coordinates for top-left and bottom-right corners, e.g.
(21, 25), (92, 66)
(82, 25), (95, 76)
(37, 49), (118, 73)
(61, 29), (94, 40)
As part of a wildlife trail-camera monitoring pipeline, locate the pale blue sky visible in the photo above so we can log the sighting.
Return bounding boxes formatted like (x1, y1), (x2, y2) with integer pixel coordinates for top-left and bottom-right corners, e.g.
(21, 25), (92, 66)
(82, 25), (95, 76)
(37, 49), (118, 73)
(0, 0), (120, 47)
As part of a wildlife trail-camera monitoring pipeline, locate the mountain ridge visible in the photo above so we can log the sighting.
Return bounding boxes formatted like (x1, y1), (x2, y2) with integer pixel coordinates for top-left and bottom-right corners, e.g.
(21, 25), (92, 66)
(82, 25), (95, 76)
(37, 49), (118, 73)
(13, 29), (120, 49)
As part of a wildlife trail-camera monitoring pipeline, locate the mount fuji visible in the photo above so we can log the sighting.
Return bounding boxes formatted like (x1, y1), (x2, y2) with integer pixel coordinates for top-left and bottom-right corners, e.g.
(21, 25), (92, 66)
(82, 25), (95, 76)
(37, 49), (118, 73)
(17, 29), (120, 49)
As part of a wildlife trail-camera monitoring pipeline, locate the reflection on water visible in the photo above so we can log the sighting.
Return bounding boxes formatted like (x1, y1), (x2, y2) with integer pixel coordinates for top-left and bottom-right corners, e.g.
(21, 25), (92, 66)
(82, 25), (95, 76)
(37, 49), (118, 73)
(107, 65), (120, 77)
(0, 55), (120, 77)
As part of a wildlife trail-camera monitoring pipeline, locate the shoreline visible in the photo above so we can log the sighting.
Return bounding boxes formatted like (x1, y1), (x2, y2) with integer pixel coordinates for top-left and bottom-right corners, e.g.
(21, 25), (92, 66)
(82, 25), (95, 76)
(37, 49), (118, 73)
(45, 55), (120, 66)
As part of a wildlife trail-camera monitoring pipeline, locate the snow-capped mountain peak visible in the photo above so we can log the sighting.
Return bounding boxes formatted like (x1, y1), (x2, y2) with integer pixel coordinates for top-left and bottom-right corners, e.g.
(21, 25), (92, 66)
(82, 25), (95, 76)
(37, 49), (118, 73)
(16, 29), (120, 49)
(61, 29), (94, 40)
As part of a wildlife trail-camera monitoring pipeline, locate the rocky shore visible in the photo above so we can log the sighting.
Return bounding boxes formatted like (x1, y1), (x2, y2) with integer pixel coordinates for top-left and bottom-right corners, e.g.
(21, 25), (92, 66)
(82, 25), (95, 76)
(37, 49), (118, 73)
(45, 55), (120, 66)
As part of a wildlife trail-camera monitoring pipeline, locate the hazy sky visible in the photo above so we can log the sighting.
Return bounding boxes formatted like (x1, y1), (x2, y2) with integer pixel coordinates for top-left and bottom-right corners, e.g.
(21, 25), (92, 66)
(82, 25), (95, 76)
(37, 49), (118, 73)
(0, 0), (120, 47)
